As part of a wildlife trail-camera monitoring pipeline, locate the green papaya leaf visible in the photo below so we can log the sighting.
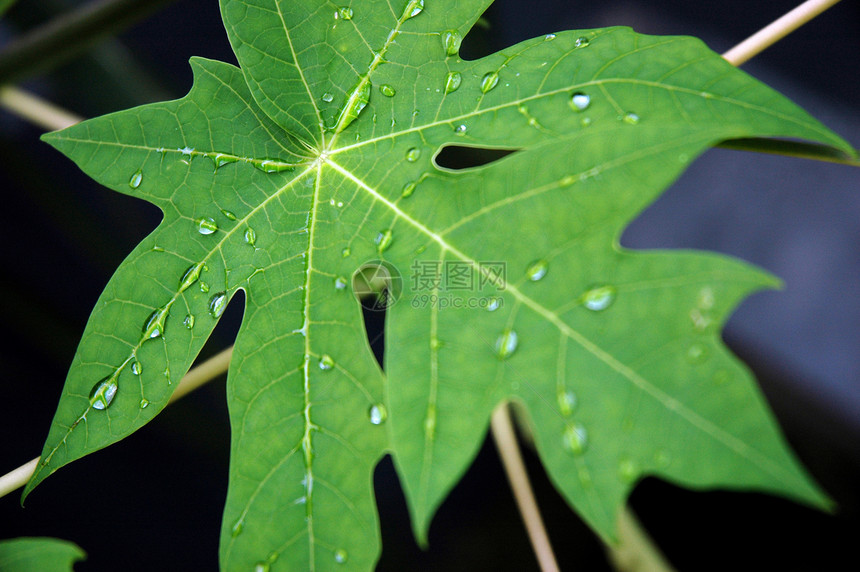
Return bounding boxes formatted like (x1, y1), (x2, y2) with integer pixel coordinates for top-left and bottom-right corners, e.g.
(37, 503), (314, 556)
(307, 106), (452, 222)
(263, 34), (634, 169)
(0, 537), (86, 572)
(28, 0), (854, 569)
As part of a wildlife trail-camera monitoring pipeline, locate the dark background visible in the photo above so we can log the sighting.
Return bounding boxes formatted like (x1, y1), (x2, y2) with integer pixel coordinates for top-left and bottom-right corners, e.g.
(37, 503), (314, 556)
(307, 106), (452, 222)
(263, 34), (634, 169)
(1, 0), (858, 570)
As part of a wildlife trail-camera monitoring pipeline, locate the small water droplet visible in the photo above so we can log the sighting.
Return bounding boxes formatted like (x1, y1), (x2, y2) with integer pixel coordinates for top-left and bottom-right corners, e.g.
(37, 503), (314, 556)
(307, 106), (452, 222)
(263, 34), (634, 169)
(197, 217), (218, 235)
(334, 276), (348, 290)
(255, 159), (295, 173)
(401, 181), (417, 198)
(622, 112), (640, 125)
(580, 116), (592, 127)
(574, 36), (590, 48)
(179, 261), (205, 293)
(231, 519), (244, 537)
(318, 354), (335, 370)
(563, 422), (588, 455)
(139, 398), (149, 409)
(335, 6), (353, 20)
(199, 281), (210, 293)
(129, 170), (143, 189)
(341, 247), (351, 258)
(545, 33), (556, 41)
(526, 259), (548, 281)
(441, 29), (462, 56)
(131, 360), (142, 376)
(244, 227), (257, 247)
(369, 403), (388, 425)
(142, 303), (171, 339)
(403, 0), (423, 19)
(183, 314), (195, 329)
(405, 147), (421, 162)
(221, 209), (237, 220)
(322, 92), (334, 103)
(444, 71), (462, 94)
(179, 146), (195, 163)
(90, 374), (118, 410)
(618, 457), (638, 484)
(375, 229), (393, 253)
(334, 548), (349, 564)
(570, 92), (590, 111)
(380, 84), (396, 97)
(208, 292), (227, 318)
(495, 329), (518, 359)
(582, 285), (616, 311)
(454, 124), (467, 135)
(254, 563), (270, 572)
(480, 71), (499, 93)
(486, 298), (501, 312)
(686, 343), (709, 364)
(557, 389), (577, 416)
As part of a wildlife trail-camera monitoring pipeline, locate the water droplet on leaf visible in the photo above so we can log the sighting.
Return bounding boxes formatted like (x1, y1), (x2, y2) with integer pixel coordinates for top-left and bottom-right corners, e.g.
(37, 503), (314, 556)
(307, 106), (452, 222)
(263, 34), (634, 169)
(208, 292), (227, 318)
(401, 181), (417, 198)
(90, 374), (118, 410)
(139, 398), (149, 409)
(244, 227), (257, 247)
(318, 354), (335, 370)
(131, 360), (142, 376)
(570, 92), (590, 111)
(334, 76), (371, 133)
(197, 217), (217, 235)
(526, 259), (548, 281)
(480, 71), (499, 93)
(255, 159), (295, 173)
(183, 314), (195, 329)
(454, 124), (467, 135)
(335, 6), (353, 19)
(622, 112), (640, 125)
(563, 423), (588, 455)
(322, 92), (334, 103)
(334, 276), (348, 290)
(375, 229), (393, 253)
(405, 147), (421, 162)
(369, 403), (388, 425)
(574, 36), (589, 48)
(495, 329), (518, 359)
(545, 33), (556, 41)
(618, 457), (638, 483)
(221, 209), (237, 220)
(582, 285), (616, 311)
(231, 519), (243, 537)
(441, 29), (462, 56)
(179, 262), (205, 292)
(557, 390), (577, 416)
(686, 343), (709, 364)
(142, 303), (171, 339)
(129, 170), (143, 189)
(379, 84), (396, 97)
(334, 549), (348, 564)
(402, 0), (423, 19)
(444, 71), (462, 94)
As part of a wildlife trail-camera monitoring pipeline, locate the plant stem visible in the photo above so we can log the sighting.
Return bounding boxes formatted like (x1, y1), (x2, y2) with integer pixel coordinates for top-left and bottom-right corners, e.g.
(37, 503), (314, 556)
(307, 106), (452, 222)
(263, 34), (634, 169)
(490, 404), (560, 572)
(721, 0), (842, 66)
(0, 85), (82, 130)
(0, 345), (233, 499)
(607, 507), (677, 572)
(0, 0), (175, 84)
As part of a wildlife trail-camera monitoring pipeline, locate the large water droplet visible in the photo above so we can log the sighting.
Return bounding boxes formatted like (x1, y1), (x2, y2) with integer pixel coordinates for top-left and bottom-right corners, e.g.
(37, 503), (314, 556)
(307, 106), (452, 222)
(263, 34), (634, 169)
(334, 76), (371, 134)
(557, 389), (577, 416)
(582, 285), (616, 311)
(142, 303), (171, 339)
(131, 360), (142, 376)
(402, 0), (423, 19)
(570, 92), (590, 111)
(334, 548), (349, 564)
(375, 229), (393, 253)
(480, 71), (499, 93)
(318, 354), (335, 370)
(574, 36), (590, 48)
(139, 398), (149, 409)
(526, 259), (548, 281)
(128, 170), (143, 189)
(369, 403), (388, 425)
(545, 33), (556, 41)
(380, 84), (396, 97)
(444, 71), (462, 94)
(495, 329), (518, 359)
(90, 374), (119, 410)
(213, 153), (238, 169)
(183, 314), (195, 329)
(244, 227), (257, 247)
(335, 6), (353, 19)
(197, 217), (218, 235)
(208, 292), (227, 318)
(563, 422), (588, 455)
(441, 29), (462, 56)
(179, 261), (205, 293)
(405, 147), (421, 162)
(255, 159), (295, 173)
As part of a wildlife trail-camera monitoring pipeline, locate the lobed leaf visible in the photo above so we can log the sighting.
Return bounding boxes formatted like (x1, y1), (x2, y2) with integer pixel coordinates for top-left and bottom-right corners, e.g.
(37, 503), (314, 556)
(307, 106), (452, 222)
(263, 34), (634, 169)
(30, 0), (854, 569)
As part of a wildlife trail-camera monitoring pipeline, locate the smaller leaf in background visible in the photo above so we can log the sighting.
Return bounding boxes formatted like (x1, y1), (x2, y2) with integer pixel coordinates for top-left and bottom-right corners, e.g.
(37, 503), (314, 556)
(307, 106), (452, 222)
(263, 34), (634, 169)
(0, 0), (15, 17)
(0, 537), (86, 572)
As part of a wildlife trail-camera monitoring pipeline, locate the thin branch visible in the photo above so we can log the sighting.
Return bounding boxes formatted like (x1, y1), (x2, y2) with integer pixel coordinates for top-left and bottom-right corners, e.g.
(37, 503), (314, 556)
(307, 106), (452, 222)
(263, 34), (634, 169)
(722, 0), (843, 66)
(490, 404), (560, 572)
(607, 507), (677, 572)
(0, 86), (82, 130)
(0, 0), (175, 84)
(0, 345), (233, 499)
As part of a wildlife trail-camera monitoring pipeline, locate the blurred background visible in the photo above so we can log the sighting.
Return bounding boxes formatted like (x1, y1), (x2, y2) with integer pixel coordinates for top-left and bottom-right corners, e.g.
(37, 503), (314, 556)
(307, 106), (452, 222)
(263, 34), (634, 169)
(0, 0), (857, 569)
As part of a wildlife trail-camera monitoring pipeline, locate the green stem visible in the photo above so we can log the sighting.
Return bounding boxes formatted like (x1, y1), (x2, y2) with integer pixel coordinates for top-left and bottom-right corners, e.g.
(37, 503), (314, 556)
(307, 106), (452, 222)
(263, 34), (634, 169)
(0, 0), (175, 84)
(0, 85), (82, 130)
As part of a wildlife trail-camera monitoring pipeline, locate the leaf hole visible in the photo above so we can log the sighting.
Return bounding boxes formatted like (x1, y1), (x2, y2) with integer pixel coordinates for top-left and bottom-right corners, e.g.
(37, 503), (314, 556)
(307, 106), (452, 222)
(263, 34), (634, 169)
(433, 145), (519, 171)
(351, 262), (401, 368)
